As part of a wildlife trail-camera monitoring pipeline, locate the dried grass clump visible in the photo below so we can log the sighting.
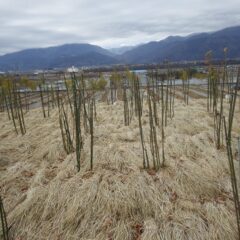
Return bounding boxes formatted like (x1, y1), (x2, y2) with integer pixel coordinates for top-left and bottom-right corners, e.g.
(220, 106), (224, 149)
(0, 98), (239, 239)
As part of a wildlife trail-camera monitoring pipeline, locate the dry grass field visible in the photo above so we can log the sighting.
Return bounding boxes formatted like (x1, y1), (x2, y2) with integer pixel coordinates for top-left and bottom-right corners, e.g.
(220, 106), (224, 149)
(0, 95), (240, 239)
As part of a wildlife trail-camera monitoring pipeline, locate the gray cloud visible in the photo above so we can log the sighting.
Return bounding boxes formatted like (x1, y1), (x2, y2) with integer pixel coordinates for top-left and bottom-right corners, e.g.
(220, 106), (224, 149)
(0, 0), (239, 55)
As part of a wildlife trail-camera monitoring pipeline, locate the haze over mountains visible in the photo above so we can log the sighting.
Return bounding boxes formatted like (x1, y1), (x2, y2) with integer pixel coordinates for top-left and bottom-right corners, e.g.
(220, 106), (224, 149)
(109, 46), (136, 55)
(0, 26), (240, 71)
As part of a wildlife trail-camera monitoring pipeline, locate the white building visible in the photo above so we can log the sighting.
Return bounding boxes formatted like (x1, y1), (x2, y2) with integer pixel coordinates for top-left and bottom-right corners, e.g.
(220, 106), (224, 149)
(67, 66), (79, 73)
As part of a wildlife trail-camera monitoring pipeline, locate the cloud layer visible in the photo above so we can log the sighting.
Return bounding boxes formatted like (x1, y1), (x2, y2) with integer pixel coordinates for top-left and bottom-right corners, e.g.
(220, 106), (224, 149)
(0, 0), (240, 55)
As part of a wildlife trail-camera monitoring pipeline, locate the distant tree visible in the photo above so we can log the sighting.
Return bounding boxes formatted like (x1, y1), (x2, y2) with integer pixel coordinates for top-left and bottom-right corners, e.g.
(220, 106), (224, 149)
(181, 70), (188, 81)
(20, 76), (37, 91)
(97, 75), (107, 90)
(90, 75), (107, 91)
(110, 72), (121, 89)
(20, 76), (29, 87)
(0, 76), (13, 91)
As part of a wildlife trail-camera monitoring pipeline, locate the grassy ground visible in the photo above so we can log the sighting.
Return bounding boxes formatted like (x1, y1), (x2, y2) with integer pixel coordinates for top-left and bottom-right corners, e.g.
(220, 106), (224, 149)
(0, 97), (240, 239)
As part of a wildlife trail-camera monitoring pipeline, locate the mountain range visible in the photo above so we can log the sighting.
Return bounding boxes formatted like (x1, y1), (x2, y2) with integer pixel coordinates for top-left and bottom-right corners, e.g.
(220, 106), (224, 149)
(0, 25), (240, 71)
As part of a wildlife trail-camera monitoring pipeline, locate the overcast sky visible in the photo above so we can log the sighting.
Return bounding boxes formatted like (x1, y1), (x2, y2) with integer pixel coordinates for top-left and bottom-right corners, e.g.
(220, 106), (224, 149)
(0, 0), (240, 55)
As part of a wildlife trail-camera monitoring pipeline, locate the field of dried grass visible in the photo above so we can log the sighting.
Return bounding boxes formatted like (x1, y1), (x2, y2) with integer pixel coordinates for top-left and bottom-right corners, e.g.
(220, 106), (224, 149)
(0, 97), (240, 239)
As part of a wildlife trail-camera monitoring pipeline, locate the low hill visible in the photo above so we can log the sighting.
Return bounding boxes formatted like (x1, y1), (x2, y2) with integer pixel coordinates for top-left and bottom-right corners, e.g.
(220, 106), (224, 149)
(0, 43), (118, 71)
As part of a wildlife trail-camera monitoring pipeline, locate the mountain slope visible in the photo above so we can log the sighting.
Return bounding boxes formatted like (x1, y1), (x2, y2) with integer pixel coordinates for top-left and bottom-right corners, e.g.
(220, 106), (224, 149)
(121, 26), (240, 63)
(49, 51), (120, 68)
(0, 43), (118, 71)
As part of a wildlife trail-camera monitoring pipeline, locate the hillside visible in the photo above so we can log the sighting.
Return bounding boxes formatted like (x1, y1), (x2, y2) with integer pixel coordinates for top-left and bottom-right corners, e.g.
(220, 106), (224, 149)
(0, 43), (118, 71)
(121, 26), (240, 63)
